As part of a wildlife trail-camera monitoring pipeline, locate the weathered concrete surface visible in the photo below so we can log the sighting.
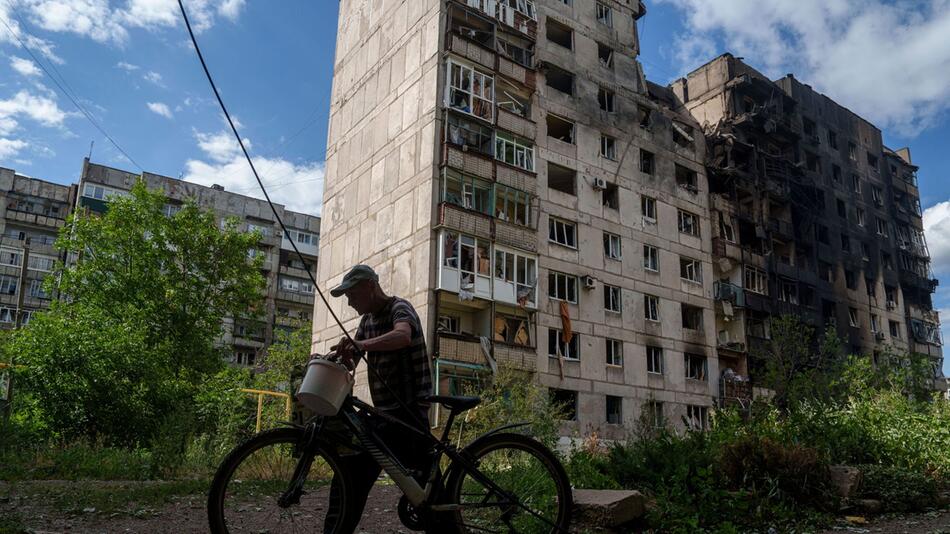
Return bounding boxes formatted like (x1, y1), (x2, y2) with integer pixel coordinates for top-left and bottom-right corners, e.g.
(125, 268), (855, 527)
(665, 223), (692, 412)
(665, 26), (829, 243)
(573, 489), (646, 528)
(829, 465), (863, 499)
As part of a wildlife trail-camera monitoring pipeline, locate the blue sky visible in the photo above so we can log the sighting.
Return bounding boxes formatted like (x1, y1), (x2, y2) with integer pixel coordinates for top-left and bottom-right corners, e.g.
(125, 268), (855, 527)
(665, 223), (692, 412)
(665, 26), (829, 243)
(1, 0), (948, 374)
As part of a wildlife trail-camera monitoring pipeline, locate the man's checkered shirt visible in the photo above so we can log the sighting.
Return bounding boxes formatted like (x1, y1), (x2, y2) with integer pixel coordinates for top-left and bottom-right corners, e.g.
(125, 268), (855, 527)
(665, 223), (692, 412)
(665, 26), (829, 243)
(355, 296), (432, 413)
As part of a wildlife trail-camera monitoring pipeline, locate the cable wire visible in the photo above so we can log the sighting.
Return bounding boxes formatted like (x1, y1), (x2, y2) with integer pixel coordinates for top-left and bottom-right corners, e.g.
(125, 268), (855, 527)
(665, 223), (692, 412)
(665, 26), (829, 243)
(0, 4), (144, 171)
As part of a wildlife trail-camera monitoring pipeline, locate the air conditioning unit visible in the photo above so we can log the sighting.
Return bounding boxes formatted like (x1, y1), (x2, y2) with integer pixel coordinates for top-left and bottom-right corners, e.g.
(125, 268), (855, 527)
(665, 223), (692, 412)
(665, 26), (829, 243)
(591, 177), (607, 190)
(583, 275), (596, 289)
(875, 331), (886, 341)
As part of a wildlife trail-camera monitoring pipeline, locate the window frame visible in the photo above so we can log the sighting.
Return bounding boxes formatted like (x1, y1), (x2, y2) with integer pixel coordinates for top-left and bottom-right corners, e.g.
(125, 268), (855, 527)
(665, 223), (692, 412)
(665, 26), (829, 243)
(446, 58), (494, 122)
(495, 131), (535, 171)
(603, 232), (622, 260)
(548, 328), (580, 360)
(677, 210), (700, 237)
(643, 244), (659, 272)
(606, 338), (623, 367)
(548, 217), (577, 249)
(644, 294), (660, 322)
(548, 270), (578, 303)
(646, 345), (663, 375)
(604, 284), (622, 313)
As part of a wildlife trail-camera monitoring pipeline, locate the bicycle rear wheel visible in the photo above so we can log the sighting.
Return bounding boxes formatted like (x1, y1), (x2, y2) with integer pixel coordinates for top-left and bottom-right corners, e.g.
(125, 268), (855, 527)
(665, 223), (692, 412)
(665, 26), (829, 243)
(444, 433), (572, 534)
(207, 427), (351, 533)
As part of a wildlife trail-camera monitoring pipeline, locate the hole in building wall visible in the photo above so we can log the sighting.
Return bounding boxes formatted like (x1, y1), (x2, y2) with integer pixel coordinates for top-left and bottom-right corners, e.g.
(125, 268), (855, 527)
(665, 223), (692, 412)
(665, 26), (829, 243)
(546, 113), (575, 144)
(545, 64), (574, 96)
(546, 18), (573, 49)
(548, 162), (576, 195)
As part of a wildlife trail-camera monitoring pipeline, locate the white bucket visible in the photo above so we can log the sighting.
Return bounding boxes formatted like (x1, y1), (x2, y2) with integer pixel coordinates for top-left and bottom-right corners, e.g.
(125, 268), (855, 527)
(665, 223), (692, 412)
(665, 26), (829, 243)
(295, 358), (354, 416)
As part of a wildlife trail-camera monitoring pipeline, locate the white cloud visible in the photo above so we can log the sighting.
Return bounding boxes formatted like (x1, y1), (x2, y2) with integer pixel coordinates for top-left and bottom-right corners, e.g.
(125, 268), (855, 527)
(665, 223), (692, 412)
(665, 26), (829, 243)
(142, 70), (163, 85)
(9, 56), (41, 77)
(116, 61), (139, 71)
(20, 0), (129, 43)
(658, 0), (950, 136)
(121, 0), (246, 32)
(217, 0), (244, 21)
(0, 138), (28, 159)
(923, 201), (950, 277)
(184, 128), (323, 215)
(0, 90), (70, 134)
(146, 101), (172, 119)
(0, 2), (63, 63)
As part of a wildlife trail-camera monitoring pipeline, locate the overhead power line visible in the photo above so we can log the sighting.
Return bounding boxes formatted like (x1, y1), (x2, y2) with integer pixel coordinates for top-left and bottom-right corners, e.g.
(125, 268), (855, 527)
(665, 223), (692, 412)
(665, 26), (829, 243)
(0, 3), (144, 171)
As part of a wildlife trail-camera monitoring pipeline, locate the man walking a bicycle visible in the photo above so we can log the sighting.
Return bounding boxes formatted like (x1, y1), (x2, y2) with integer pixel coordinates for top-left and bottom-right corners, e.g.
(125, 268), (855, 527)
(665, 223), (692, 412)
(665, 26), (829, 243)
(325, 264), (434, 533)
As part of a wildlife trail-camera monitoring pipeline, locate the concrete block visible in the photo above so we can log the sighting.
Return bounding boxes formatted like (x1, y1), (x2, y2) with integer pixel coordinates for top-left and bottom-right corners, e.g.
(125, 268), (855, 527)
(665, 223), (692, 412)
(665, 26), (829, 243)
(829, 465), (863, 499)
(573, 489), (646, 527)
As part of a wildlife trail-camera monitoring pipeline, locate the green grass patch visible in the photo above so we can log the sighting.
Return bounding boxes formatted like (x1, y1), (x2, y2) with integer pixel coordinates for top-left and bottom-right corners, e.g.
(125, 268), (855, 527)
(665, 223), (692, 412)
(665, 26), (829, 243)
(0, 442), (157, 481)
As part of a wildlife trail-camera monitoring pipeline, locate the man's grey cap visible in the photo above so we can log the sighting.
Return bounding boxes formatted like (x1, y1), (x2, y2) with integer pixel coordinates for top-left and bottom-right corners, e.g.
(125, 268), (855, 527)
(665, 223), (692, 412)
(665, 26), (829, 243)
(330, 264), (379, 297)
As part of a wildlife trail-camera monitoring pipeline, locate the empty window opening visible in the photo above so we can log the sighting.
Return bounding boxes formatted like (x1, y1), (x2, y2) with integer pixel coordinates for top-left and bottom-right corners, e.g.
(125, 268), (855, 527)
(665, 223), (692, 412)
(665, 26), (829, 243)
(497, 33), (535, 67)
(546, 113), (575, 144)
(638, 105), (652, 128)
(600, 134), (616, 159)
(447, 113), (494, 155)
(494, 314), (532, 347)
(684, 353), (707, 380)
(550, 388), (578, 420)
(545, 64), (574, 96)
(606, 395), (622, 424)
(596, 2), (612, 26)
(681, 304), (703, 331)
(598, 87), (615, 112)
(675, 164), (697, 192)
(546, 18), (573, 49)
(672, 122), (694, 148)
(836, 198), (846, 218)
(449, 6), (495, 48)
(497, 79), (531, 118)
(602, 182), (619, 209)
(547, 162), (576, 195)
(597, 42), (613, 69)
(680, 257), (702, 283)
(640, 149), (655, 175)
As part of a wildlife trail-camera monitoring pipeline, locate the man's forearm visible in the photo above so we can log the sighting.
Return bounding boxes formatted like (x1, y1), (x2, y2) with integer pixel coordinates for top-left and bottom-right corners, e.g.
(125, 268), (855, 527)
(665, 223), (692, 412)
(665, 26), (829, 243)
(359, 326), (411, 352)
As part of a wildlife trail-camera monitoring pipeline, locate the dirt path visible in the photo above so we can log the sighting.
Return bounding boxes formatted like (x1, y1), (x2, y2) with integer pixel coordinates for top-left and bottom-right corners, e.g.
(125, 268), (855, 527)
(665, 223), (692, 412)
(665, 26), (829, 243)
(3, 480), (949, 533)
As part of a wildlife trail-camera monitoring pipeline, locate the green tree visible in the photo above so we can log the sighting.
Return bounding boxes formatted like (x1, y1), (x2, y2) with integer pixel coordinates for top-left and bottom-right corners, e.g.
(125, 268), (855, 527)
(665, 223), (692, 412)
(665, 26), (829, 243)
(10, 181), (267, 445)
(255, 325), (313, 392)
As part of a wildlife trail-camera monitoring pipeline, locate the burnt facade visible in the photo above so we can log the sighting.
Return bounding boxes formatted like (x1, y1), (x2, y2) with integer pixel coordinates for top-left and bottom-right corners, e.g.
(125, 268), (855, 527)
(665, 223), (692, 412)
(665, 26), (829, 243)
(671, 54), (943, 386)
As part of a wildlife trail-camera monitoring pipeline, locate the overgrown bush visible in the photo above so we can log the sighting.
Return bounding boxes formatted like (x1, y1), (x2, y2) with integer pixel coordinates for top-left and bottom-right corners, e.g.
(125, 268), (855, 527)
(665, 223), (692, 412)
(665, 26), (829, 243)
(858, 464), (939, 513)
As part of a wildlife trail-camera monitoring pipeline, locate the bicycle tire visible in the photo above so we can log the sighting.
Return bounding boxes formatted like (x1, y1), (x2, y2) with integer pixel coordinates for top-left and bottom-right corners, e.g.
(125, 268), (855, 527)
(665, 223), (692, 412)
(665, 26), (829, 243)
(207, 427), (352, 533)
(443, 432), (572, 534)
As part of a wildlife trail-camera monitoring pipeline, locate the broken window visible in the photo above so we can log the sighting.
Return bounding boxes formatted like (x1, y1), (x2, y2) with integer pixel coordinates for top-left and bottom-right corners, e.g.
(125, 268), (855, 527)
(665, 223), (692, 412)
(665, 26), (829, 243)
(876, 218), (888, 237)
(547, 162), (576, 195)
(889, 320), (901, 338)
(494, 248), (538, 305)
(546, 113), (575, 144)
(638, 105), (652, 128)
(861, 241), (870, 259)
(546, 18), (572, 49)
(845, 269), (857, 290)
(606, 395), (622, 424)
(495, 184), (532, 226)
(871, 186), (883, 205)
(548, 217), (577, 248)
(640, 149), (654, 175)
(494, 314), (532, 346)
(680, 257), (702, 283)
(495, 132), (535, 171)
(644, 294), (660, 321)
(548, 271), (578, 303)
(848, 142), (857, 161)
(744, 266), (768, 295)
(841, 233), (851, 252)
(681, 304), (703, 331)
(604, 284), (621, 312)
(602, 182), (619, 209)
(836, 198), (846, 218)
(647, 401), (663, 427)
(641, 196), (656, 220)
(805, 151), (820, 172)
(496, 79), (531, 117)
(867, 152), (879, 172)
(832, 164), (842, 184)
(438, 314), (461, 334)
(545, 64), (574, 95)
(678, 210), (699, 236)
(447, 113), (493, 155)
(441, 169), (492, 214)
(719, 214), (736, 242)
(675, 164), (697, 192)
(597, 42), (613, 69)
(598, 87), (615, 112)
(497, 32), (534, 67)
(449, 5), (494, 48)
(686, 405), (708, 430)
(828, 130), (838, 149)
(643, 244), (659, 271)
(819, 261), (834, 282)
(647, 346), (663, 374)
(447, 59), (494, 121)
(672, 122), (694, 148)
(816, 224), (829, 244)
(595, 2), (612, 27)
(803, 117), (816, 137)
(603, 232), (621, 260)
(684, 353), (707, 380)
(848, 307), (859, 327)
(550, 388), (578, 419)
(779, 280), (798, 304)
(600, 134), (616, 160)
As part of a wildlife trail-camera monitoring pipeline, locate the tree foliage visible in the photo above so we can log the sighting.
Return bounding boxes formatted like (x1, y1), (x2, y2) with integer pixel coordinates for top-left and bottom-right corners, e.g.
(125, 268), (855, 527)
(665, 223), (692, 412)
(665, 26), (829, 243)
(10, 182), (267, 445)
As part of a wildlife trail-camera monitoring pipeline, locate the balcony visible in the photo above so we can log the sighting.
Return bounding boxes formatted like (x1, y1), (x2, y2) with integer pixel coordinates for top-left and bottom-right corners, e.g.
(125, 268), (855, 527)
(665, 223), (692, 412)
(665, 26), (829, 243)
(497, 56), (536, 89)
(494, 343), (536, 371)
(439, 203), (493, 240)
(712, 237), (742, 262)
(446, 32), (496, 70)
(276, 289), (315, 305)
(496, 108), (536, 140)
(7, 208), (68, 228)
(768, 218), (794, 240)
(714, 281), (746, 308)
(494, 218), (537, 252)
(438, 332), (490, 366)
(444, 144), (494, 180)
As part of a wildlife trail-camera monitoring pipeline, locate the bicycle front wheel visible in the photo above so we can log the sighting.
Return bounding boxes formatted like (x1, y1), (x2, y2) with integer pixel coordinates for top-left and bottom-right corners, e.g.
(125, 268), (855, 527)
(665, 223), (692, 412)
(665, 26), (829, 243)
(207, 427), (351, 533)
(444, 432), (572, 534)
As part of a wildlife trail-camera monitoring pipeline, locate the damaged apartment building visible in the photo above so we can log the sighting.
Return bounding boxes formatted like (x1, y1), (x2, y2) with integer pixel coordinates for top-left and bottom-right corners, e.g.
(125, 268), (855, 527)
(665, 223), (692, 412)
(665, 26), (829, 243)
(670, 54), (943, 390)
(316, 0), (720, 436)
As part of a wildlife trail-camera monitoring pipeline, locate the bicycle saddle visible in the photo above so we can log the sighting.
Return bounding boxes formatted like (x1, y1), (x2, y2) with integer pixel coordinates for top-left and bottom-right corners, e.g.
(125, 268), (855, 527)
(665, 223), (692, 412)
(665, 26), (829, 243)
(423, 395), (481, 412)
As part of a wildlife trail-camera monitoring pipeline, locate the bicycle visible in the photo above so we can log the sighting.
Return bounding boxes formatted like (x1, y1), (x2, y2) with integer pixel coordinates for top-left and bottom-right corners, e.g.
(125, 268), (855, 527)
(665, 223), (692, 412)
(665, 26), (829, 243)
(207, 361), (573, 533)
